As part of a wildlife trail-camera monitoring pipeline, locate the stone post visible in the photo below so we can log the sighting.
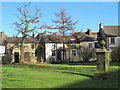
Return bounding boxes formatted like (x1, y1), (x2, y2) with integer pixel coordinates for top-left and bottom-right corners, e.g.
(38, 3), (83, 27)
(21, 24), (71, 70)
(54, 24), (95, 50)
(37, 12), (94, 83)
(94, 40), (110, 79)
(11, 53), (14, 64)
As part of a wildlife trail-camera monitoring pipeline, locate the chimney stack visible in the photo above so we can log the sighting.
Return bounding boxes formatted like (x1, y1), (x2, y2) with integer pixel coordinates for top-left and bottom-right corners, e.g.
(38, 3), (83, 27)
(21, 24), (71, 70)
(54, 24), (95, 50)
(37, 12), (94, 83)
(86, 28), (92, 36)
(43, 31), (46, 36)
(32, 32), (35, 38)
(53, 32), (57, 35)
(0, 32), (4, 38)
(39, 31), (47, 37)
(99, 22), (104, 29)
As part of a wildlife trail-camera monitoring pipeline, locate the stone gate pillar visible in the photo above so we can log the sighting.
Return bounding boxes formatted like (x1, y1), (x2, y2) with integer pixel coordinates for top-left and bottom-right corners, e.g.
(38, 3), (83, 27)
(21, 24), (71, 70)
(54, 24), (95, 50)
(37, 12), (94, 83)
(94, 40), (110, 79)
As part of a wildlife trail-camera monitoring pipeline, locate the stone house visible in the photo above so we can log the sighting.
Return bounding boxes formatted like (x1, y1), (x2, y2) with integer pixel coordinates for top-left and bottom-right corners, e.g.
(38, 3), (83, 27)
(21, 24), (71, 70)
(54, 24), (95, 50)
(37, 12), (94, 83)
(36, 31), (96, 62)
(4, 37), (39, 64)
(98, 23), (120, 51)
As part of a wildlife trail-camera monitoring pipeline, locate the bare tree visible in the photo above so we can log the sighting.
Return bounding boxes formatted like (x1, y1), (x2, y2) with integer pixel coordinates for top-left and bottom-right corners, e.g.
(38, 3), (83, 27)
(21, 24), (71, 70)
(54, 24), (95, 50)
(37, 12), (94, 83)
(13, 2), (43, 64)
(46, 8), (79, 61)
(79, 47), (96, 62)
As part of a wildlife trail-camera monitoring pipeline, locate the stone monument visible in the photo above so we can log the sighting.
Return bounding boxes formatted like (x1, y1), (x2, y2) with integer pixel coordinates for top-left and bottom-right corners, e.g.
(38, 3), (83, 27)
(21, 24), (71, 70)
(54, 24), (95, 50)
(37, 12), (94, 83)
(94, 40), (110, 79)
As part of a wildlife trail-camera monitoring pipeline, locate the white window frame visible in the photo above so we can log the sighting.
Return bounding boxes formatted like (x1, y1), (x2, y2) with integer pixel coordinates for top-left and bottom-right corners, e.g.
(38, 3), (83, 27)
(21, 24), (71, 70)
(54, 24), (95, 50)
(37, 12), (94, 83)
(0, 46), (5, 53)
(52, 51), (55, 56)
(72, 45), (76, 47)
(89, 43), (93, 48)
(110, 37), (116, 44)
(72, 50), (77, 56)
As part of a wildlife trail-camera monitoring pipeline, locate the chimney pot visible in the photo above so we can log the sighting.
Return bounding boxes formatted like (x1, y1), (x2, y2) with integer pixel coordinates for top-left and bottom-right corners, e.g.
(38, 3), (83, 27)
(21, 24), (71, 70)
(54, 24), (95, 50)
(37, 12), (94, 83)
(99, 22), (104, 29)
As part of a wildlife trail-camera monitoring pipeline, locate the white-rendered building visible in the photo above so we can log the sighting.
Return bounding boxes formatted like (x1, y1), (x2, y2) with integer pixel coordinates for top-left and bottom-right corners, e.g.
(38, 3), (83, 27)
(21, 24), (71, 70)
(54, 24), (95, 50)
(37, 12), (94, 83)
(0, 38), (5, 62)
(37, 32), (96, 62)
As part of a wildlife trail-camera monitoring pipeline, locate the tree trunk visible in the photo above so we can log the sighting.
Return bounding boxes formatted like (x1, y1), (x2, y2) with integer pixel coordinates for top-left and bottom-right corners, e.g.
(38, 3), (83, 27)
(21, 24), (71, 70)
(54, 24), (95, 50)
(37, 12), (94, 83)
(63, 42), (65, 61)
(19, 38), (25, 64)
(62, 31), (65, 61)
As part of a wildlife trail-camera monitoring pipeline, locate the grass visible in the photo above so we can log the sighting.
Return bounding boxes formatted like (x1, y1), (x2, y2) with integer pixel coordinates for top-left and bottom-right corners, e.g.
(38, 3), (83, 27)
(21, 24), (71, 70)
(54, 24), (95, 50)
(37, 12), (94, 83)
(1, 62), (119, 88)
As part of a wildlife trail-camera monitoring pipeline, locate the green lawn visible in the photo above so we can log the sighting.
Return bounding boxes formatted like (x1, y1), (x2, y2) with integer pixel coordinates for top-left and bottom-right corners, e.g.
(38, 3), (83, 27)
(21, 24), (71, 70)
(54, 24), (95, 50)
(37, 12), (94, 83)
(1, 62), (119, 88)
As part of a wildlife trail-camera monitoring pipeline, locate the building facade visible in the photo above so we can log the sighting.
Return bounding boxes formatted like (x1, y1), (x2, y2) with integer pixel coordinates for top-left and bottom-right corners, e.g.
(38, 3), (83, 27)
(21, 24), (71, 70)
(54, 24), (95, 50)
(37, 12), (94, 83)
(1, 29), (98, 64)
(36, 31), (96, 62)
(98, 23), (120, 51)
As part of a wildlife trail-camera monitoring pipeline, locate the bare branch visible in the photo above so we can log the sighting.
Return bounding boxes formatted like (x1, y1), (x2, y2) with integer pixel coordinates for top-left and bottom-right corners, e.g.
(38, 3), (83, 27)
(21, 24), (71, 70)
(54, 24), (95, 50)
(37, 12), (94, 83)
(12, 2), (43, 64)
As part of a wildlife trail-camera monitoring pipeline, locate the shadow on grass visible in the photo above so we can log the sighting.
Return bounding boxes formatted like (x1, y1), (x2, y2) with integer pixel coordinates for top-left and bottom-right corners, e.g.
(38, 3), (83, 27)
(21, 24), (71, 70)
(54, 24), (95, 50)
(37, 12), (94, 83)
(62, 62), (120, 66)
(63, 61), (96, 66)
(55, 69), (119, 89)
(62, 72), (94, 78)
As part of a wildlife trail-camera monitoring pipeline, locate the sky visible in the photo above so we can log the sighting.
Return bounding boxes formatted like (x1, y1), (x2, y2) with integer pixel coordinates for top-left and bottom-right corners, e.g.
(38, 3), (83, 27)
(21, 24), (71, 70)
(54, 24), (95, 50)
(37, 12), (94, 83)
(1, 2), (118, 37)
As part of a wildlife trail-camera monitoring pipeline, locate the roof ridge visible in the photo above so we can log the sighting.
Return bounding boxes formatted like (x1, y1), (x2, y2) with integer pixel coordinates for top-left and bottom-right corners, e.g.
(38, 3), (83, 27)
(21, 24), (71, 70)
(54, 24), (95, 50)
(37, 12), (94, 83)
(104, 25), (120, 27)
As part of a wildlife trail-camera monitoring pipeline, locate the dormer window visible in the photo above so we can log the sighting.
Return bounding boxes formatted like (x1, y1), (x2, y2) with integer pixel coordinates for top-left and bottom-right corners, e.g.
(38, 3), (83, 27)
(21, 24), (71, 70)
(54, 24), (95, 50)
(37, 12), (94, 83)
(71, 45), (77, 48)
(71, 39), (75, 41)
(31, 44), (34, 49)
(52, 45), (55, 47)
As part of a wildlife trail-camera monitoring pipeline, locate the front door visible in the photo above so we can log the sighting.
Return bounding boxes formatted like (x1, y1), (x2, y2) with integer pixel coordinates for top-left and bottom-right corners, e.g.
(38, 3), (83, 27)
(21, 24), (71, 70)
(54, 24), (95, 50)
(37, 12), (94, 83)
(14, 52), (19, 63)
(57, 50), (61, 60)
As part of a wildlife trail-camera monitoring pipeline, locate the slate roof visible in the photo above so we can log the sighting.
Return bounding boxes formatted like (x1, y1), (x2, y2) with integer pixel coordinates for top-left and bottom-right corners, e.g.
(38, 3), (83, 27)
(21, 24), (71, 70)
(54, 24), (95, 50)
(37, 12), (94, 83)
(69, 33), (94, 43)
(38, 32), (94, 43)
(39, 36), (53, 43)
(5, 37), (38, 43)
(103, 26), (120, 37)
(0, 37), (3, 46)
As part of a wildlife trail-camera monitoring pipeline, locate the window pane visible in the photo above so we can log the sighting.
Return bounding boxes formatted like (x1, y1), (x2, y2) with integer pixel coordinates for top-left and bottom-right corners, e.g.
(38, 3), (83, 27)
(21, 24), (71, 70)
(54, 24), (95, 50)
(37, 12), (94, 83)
(52, 51), (55, 56)
(111, 38), (115, 44)
(89, 43), (92, 48)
